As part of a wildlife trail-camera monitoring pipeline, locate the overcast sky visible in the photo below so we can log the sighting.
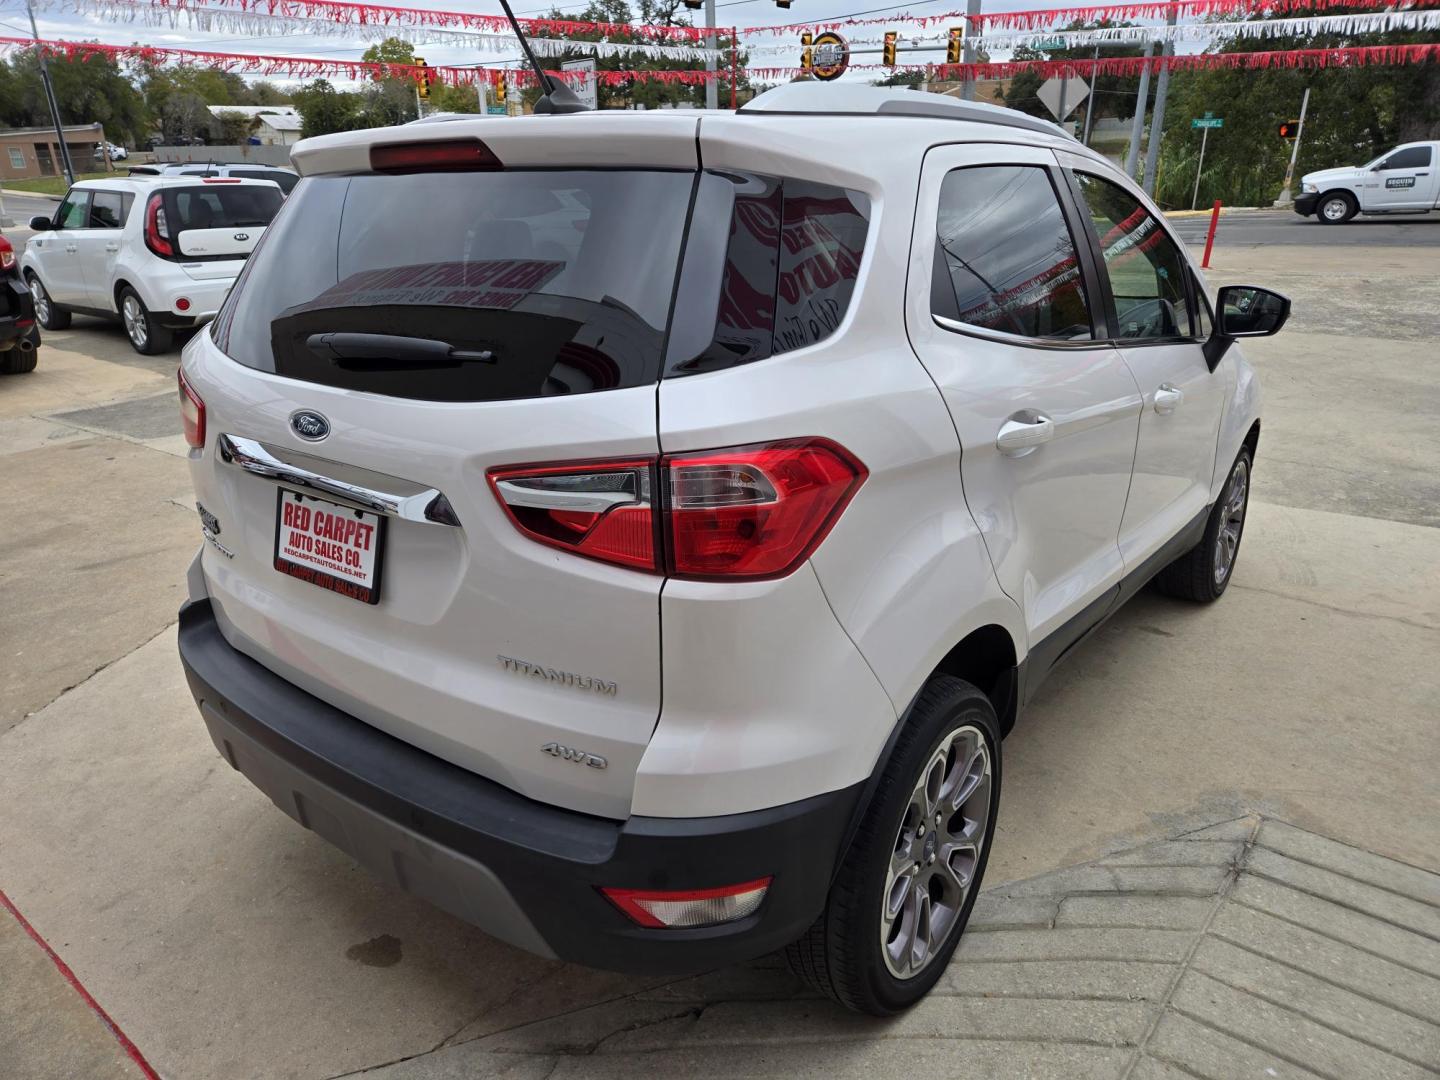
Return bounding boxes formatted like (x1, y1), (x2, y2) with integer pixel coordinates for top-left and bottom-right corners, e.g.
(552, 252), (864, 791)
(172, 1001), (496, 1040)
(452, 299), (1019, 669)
(11, 0), (1196, 91)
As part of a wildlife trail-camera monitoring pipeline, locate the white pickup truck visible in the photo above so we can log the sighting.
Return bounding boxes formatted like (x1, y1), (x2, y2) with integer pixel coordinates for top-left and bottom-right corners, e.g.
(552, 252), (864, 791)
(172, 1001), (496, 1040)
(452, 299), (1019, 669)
(1295, 141), (1440, 223)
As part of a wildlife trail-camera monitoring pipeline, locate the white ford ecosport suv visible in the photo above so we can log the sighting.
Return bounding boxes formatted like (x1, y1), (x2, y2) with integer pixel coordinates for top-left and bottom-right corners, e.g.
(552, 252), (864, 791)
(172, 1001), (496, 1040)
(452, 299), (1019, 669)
(22, 176), (282, 354)
(177, 84), (1287, 1015)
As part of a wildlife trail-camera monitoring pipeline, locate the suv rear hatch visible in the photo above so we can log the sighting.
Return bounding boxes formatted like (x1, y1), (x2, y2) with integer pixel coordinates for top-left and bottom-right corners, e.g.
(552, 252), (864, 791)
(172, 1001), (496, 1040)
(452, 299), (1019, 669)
(185, 126), (698, 818)
(155, 181), (282, 279)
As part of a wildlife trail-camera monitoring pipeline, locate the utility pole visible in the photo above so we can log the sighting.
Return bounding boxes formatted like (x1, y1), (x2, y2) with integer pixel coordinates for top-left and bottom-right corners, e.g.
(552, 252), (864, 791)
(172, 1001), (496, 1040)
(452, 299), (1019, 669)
(25, 0), (74, 186)
(960, 0), (982, 101)
(1141, 9), (1176, 197)
(1274, 86), (1311, 206)
(1191, 123), (1210, 209)
(1081, 43), (1100, 144)
(1125, 41), (1154, 179)
(704, 0), (717, 109)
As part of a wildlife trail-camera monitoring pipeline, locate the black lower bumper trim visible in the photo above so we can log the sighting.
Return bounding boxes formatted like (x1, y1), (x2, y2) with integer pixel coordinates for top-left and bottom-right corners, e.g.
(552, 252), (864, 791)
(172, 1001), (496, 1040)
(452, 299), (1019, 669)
(1293, 193), (1319, 216)
(178, 599), (861, 974)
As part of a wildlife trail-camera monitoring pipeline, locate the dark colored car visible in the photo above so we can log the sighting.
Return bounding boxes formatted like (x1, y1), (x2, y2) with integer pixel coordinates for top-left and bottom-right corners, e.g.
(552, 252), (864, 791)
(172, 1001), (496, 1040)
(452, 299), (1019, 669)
(0, 234), (38, 374)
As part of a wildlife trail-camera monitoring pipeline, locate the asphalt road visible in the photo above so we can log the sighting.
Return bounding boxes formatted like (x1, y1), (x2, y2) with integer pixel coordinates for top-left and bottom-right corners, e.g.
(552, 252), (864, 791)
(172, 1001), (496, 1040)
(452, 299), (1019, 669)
(0, 190), (61, 233)
(1168, 206), (1440, 246)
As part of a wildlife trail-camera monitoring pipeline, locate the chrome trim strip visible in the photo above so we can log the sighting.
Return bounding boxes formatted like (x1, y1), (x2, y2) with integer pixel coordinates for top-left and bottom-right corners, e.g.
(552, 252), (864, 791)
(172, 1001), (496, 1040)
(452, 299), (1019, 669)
(216, 433), (458, 526)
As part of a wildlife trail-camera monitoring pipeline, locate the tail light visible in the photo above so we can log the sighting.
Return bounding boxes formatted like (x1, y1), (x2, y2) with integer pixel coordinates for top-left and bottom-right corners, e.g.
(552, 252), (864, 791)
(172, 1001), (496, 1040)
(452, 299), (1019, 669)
(488, 438), (865, 581)
(0, 237), (13, 269)
(602, 877), (772, 928)
(144, 194), (172, 258)
(178, 369), (205, 449)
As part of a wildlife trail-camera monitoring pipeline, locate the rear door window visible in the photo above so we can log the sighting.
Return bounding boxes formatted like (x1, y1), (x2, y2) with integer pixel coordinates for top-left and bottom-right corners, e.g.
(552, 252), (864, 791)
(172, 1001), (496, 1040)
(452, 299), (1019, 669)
(930, 164), (1094, 341)
(231, 169), (298, 194)
(89, 191), (126, 228)
(213, 170), (695, 402)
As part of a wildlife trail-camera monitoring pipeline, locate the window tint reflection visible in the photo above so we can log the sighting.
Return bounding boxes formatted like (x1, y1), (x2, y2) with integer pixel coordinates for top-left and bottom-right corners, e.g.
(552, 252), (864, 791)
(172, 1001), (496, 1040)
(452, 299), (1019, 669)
(931, 165), (1093, 341)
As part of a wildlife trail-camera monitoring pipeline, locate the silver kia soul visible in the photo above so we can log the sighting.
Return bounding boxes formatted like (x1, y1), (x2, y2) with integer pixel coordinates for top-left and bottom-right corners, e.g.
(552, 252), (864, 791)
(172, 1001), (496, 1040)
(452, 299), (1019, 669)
(177, 83), (1287, 1014)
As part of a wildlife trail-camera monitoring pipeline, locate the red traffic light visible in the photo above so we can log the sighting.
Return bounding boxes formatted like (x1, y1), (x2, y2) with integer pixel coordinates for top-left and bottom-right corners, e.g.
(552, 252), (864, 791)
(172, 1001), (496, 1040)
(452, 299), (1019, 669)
(1278, 121), (1300, 139)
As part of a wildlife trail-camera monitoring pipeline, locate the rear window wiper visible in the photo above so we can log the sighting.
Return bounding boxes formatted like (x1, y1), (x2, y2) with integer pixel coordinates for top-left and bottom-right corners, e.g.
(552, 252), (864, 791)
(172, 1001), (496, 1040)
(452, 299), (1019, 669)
(305, 332), (496, 371)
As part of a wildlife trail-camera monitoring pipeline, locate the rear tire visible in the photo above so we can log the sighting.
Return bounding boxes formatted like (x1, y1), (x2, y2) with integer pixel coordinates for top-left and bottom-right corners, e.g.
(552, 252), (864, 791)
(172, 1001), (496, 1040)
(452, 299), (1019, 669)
(0, 333), (37, 375)
(120, 286), (173, 355)
(26, 272), (70, 330)
(1153, 448), (1251, 603)
(1318, 192), (1357, 225)
(785, 675), (1001, 1015)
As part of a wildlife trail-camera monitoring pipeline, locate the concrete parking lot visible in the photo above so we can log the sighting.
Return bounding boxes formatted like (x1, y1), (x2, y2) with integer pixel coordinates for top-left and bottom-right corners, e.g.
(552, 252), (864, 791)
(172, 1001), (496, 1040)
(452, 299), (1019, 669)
(1, 214), (1437, 1078)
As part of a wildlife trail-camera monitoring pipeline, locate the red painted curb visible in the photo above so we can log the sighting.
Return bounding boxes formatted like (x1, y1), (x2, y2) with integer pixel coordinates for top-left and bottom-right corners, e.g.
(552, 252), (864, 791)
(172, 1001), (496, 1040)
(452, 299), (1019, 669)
(0, 888), (160, 1080)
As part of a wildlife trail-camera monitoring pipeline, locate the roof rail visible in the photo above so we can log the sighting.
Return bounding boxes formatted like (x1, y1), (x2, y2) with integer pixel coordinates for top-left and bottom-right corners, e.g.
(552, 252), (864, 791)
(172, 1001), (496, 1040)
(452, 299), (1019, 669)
(738, 83), (1073, 141)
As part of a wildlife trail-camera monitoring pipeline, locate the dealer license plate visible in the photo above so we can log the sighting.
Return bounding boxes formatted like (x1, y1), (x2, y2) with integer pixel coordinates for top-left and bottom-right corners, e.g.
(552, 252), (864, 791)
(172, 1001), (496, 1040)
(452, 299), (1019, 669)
(273, 489), (386, 605)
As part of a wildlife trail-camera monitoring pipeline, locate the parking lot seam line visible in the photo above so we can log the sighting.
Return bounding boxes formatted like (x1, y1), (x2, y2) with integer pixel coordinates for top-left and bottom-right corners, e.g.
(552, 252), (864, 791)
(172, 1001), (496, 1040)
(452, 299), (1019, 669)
(1166, 1001), (1351, 1080)
(1141, 1050), (1216, 1080)
(3, 620), (178, 734)
(1242, 866), (1440, 943)
(1182, 962), (1440, 1072)
(1226, 894), (1440, 978)
(1118, 817), (1259, 1080)
(0, 888), (160, 1080)
(1249, 842), (1440, 905)
(1202, 929), (1440, 1026)
(1225, 581), (1440, 633)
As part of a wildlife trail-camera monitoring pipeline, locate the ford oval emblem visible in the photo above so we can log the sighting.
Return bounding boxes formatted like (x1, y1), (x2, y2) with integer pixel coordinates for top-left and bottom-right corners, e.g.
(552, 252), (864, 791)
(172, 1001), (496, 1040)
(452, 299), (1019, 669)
(290, 410), (330, 441)
(233, 232), (250, 242)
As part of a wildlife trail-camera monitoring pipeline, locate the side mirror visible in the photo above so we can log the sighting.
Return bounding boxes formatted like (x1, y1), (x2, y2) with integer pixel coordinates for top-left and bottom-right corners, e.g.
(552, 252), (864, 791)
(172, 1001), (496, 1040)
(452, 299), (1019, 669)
(1203, 285), (1291, 367)
(29, 215), (52, 231)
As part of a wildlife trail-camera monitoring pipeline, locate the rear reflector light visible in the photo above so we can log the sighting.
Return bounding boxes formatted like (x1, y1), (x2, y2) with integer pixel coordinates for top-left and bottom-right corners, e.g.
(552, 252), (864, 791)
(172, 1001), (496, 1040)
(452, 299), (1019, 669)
(370, 139), (502, 174)
(0, 245), (13, 270)
(144, 194), (172, 258)
(488, 439), (864, 580)
(175, 297), (191, 312)
(602, 877), (772, 929)
(178, 369), (205, 449)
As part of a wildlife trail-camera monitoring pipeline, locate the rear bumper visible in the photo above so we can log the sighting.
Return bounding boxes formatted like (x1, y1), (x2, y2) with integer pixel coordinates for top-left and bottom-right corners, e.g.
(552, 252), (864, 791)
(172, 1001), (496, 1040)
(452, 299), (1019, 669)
(1293, 193), (1319, 216)
(178, 598), (861, 974)
(0, 276), (36, 346)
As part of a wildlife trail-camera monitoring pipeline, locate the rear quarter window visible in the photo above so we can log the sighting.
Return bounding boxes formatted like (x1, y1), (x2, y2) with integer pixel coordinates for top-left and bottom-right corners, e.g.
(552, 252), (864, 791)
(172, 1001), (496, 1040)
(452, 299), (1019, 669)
(666, 173), (870, 377)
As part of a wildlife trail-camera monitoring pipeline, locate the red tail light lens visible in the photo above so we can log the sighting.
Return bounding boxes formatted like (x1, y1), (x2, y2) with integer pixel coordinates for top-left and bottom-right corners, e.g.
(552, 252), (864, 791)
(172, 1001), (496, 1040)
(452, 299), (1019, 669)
(370, 139), (502, 174)
(665, 438), (867, 580)
(488, 439), (865, 580)
(0, 238), (14, 269)
(488, 460), (656, 571)
(144, 194), (172, 258)
(178, 369), (205, 449)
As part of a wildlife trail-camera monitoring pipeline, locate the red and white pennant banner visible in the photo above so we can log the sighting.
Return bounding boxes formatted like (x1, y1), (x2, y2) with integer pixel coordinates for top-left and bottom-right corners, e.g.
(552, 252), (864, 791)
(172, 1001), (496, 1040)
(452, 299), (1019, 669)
(0, 35), (727, 84)
(741, 0), (1440, 35)
(53, 0), (726, 60)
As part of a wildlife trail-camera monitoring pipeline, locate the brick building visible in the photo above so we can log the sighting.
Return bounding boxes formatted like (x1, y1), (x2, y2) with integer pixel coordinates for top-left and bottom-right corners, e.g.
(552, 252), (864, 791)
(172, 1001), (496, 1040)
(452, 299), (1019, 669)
(0, 124), (111, 180)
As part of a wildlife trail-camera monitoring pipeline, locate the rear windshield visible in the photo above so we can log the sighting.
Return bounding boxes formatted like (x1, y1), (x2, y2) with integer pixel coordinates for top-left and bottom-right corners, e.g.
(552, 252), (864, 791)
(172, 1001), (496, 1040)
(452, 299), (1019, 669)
(212, 170), (694, 402)
(230, 169), (298, 194)
(168, 185), (282, 232)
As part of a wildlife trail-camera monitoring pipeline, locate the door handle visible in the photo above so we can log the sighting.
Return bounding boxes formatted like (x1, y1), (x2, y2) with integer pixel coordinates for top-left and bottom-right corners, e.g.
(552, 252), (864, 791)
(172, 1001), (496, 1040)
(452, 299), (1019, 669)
(104, 243), (119, 252)
(1153, 384), (1185, 414)
(996, 412), (1055, 456)
(64, 244), (78, 254)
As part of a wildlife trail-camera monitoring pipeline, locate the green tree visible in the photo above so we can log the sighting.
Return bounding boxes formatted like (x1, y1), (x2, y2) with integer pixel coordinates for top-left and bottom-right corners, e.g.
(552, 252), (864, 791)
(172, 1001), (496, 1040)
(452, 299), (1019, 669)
(291, 79), (363, 137)
(212, 109), (261, 144)
(241, 81), (292, 107)
(360, 37), (421, 124)
(9, 48), (147, 145)
(1154, 22), (1440, 208)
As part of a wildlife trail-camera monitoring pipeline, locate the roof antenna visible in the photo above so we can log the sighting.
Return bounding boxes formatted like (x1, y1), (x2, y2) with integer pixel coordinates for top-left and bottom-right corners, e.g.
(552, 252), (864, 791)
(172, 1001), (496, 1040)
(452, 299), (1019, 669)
(496, 0), (590, 114)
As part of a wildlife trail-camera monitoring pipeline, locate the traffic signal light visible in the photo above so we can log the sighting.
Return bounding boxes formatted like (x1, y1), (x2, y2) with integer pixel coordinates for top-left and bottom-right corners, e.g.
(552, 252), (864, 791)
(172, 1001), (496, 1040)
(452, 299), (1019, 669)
(800, 32), (812, 71)
(883, 31), (897, 68)
(682, 0), (702, 8)
(414, 56), (430, 100)
(775, 0), (791, 7)
(493, 70), (507, 107)
(1278, 121), (1300, 139)
(946, 27), (963, 66)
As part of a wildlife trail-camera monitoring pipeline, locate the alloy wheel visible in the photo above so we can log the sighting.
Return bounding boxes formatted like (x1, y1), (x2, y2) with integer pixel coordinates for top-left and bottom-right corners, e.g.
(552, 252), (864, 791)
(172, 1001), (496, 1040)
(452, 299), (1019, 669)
(1213, 457), (1249, 586)
(122, 295), (147, 349)
(881, 724), (992, 980)
(30, 279), (50, 325)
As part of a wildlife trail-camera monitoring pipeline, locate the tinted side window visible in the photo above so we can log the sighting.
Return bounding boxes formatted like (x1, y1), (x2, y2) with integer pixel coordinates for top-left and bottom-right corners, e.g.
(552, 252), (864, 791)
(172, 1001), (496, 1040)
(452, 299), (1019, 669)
(55, 192), (89, 229)
(931, 165), (1093, 341)
(232, 169), (298, 194)
(89, 191), (125, 229)
(1380, 147), (1431, 170)
(666, 174), (869, 376)
(1074, 173), (1192, 341)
